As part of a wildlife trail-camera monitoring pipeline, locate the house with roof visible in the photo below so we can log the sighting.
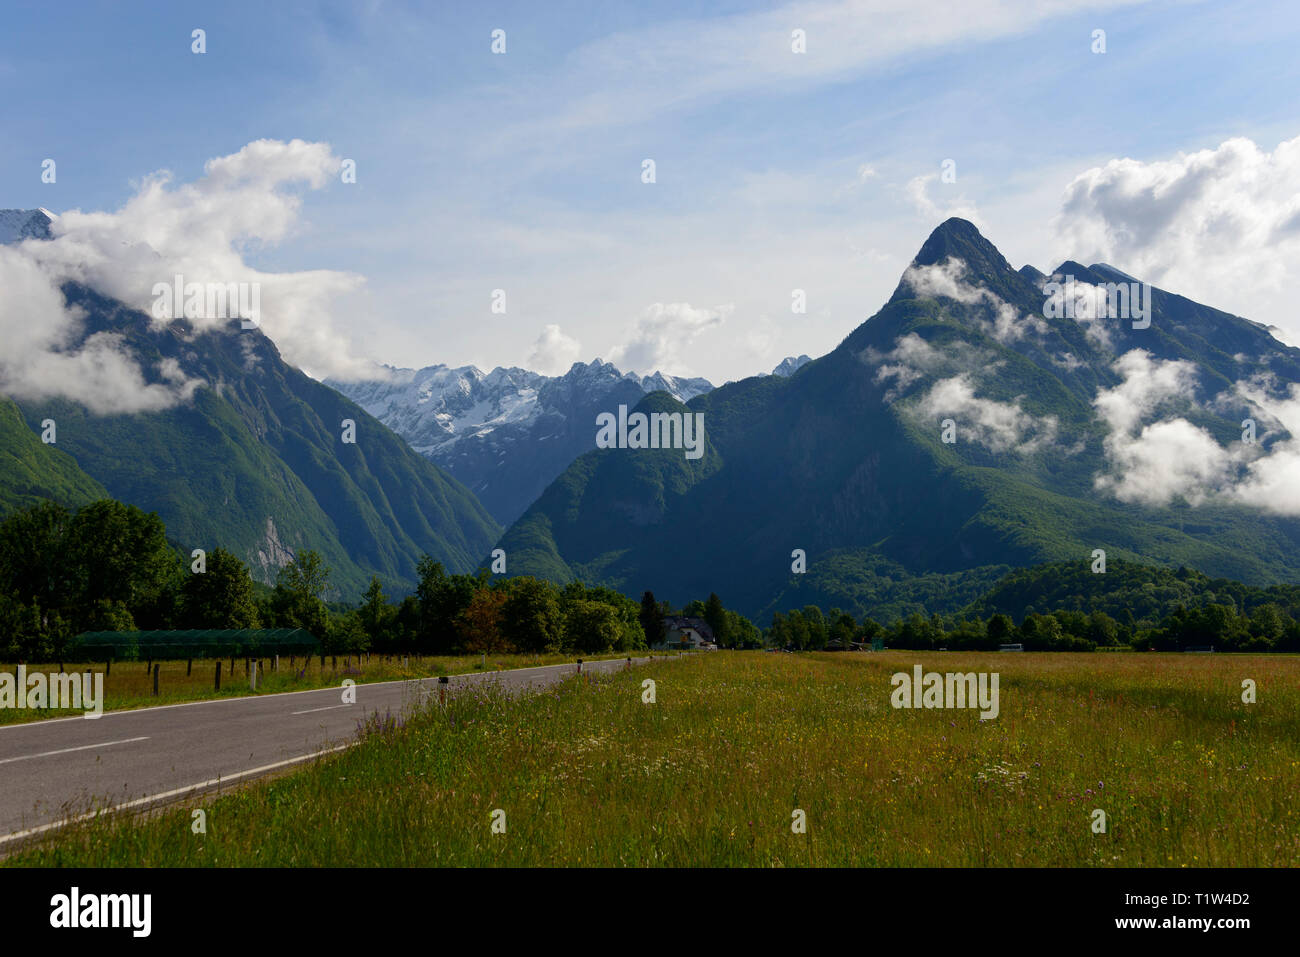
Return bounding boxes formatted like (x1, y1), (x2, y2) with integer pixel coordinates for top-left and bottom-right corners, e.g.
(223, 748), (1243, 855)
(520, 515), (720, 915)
(658, 616), (717, 651)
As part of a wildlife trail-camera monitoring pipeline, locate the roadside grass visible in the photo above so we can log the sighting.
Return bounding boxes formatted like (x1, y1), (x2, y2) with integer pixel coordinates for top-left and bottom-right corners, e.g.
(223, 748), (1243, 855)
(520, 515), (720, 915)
(0, 651), (666, 725)
(7, 651), (1298, 866)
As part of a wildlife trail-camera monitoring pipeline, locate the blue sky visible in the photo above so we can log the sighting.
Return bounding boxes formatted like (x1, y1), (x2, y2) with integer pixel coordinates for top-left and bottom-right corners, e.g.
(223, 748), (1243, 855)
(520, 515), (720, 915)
(2, 0), (1299, 382)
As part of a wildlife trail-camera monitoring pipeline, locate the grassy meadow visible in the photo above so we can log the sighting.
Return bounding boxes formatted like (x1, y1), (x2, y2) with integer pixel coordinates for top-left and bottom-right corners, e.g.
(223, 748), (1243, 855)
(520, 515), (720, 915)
(7, 650), (1298, 867)
(0, 651), (660, 725)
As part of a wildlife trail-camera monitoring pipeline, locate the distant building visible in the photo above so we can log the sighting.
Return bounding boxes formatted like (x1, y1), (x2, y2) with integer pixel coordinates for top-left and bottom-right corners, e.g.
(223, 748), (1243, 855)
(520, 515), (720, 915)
(658, 616), (717, 651)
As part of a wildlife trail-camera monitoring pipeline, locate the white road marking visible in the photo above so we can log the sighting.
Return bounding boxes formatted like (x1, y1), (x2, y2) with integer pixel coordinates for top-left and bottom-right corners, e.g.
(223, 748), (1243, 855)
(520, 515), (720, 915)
(0, 743), (352, 845)
(0, 736), (149, 766)
(290, 704), (352, 715)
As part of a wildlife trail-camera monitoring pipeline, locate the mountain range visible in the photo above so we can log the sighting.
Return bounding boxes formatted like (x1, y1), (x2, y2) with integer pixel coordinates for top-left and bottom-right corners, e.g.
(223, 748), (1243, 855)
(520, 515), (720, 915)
(0, 210), (499, 596)
(7, 207), (1300, 623)
(329, 354), (811, 525)
(493, 218), (1300, 622)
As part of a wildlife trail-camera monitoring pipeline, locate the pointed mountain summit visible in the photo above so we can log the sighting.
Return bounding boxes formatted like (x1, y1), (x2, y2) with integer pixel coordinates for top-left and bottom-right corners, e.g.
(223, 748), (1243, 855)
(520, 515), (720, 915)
(494, 221), (1300, 622)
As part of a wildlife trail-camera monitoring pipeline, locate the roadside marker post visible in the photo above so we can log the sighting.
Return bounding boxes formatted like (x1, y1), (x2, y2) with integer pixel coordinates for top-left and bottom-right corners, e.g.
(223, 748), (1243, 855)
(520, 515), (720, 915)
(439, 675), (449, 707)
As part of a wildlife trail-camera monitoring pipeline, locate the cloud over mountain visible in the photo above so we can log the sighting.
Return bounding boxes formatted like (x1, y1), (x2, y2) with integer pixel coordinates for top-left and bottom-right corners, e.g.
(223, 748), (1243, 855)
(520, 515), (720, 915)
(0, 139), (369, 415)
(1054, 134), (1300, 345)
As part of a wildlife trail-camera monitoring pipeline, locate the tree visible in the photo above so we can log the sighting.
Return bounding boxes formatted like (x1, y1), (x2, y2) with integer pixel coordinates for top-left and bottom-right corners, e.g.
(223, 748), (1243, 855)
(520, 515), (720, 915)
(703, 592), (730, 647)
(269, 550), (331, 637)
(414, 557), (478, 653)
(564, 599), (621, 653)
(639, 590), (665, 648)
(829, 610), (856, 648)
(179, 547), (259, 629)
(62, 500), (181, 632)
(499, 577), (563, 652)
(987, 613), (1015, 643)
(357, 576), (397, 651)
(458, 586), (511, 653)
(802, 605), (827, 649)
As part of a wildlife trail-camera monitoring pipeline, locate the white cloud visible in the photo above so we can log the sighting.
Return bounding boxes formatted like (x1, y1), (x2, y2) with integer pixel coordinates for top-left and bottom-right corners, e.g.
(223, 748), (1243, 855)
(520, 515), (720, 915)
(901, 257), (1048, 345)
(1090, 349), (1300, 513)
(1053, 134), (1300, 343)
(527, 324), (583, 375)
(608, 301), (732, 375)
(0, 244), (202, 414)
(3, 139), (373, 416)
(1095, 415), (1235, 506)
(1039, 274), (1118, 350)
(915, 373), (1059, 454)
(904, 174), (982, 227)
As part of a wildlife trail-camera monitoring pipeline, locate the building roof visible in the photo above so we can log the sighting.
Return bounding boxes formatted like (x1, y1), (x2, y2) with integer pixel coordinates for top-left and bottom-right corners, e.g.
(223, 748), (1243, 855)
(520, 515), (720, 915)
(665, 616), (715, 639)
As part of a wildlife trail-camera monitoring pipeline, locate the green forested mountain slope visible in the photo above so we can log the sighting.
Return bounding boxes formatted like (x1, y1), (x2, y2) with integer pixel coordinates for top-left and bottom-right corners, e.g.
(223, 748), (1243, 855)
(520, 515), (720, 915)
(496, 219), (1300, 621)
(5, 284), (500, 597)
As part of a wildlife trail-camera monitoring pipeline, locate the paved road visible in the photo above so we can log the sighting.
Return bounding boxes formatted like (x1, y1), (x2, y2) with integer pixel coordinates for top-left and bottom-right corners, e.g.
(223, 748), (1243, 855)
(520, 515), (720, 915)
(0, 656), (670, 844)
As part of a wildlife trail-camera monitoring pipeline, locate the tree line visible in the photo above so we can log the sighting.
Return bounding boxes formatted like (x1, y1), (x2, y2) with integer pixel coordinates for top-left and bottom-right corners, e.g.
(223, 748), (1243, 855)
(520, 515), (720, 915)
(0, 499), (759, 661)
(768, 603), (1300, 653)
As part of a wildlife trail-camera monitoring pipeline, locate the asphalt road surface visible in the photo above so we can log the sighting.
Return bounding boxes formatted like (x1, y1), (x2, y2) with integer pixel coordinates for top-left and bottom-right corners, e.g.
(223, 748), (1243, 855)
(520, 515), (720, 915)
(0, 655), (671, 845)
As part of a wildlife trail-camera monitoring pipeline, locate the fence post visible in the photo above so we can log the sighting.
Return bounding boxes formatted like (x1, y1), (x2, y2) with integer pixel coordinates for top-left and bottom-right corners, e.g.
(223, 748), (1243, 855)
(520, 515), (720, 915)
(105, 658), (111, 676)
(215, 661), (221, 691)
(186, 659), (192, 677)
(250, 659), (257, 692)
(152, 663), (159, 697)
(274, 654), (279, 672)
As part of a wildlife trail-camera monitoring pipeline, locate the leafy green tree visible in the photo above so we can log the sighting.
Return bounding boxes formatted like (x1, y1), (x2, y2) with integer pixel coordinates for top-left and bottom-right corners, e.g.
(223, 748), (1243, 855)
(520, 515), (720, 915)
(639, 590), (665, 648)
(564, 599), (621, 653)
(414, 557), (478, 653)
(500, 577), (563, 652)
(802, 605), (827, 649)
(63, 500), (180, 631)
(727, 610), (762, 648)
(328, 609), (370, 654)
(1017, 612), (1063, 650)
(180, 547), (259, 629)
(987, 613), (1015, 643)
(829, 610), (856, 648)
(0, 501), (73, 613)
(269, 550), (331, 638)
(703, 592), (731, 647)
(357, 576), (398, 651)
